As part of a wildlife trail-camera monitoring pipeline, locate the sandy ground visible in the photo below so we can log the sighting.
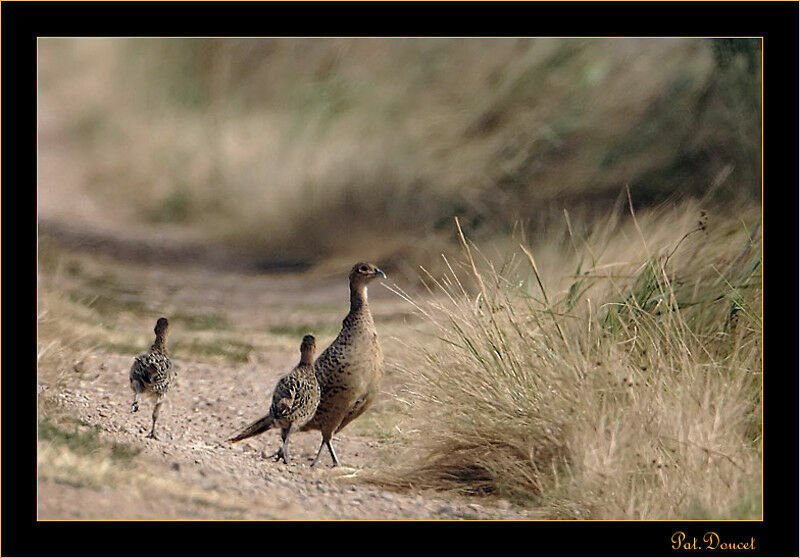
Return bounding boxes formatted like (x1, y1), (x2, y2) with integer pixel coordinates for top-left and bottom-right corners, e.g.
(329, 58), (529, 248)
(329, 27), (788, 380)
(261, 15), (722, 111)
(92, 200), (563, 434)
(38, 355), (541, 521)
(36, 232), (545, 521)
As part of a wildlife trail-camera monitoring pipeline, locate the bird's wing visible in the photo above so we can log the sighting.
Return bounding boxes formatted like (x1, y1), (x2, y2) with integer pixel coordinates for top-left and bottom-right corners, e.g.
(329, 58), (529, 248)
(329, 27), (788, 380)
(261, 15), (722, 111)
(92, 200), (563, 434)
(135, 353), (171, 385)
(271, 374), (298, 418)
(313, 341), (346, 383)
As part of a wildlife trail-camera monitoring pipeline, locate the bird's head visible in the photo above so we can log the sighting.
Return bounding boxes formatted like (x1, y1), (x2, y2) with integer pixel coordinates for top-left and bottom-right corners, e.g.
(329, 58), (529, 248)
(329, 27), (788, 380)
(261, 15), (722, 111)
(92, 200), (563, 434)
(300, 334), (316, 363)
(349, 262), (387, 287)
(154, 317), (169, 337)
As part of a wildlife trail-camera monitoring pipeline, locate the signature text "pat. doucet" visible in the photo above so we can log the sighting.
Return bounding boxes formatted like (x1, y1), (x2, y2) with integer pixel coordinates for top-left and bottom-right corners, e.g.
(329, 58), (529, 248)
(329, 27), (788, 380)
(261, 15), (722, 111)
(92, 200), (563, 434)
(671, 531), (756, 551)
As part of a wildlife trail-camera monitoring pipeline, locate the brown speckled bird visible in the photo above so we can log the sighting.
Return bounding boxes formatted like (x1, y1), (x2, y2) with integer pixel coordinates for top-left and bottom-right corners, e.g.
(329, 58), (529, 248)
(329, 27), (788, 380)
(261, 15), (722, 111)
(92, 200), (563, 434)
(301, 262), (386, 467)
(228, 335), (320, 465)
(129, 317), (174, 440)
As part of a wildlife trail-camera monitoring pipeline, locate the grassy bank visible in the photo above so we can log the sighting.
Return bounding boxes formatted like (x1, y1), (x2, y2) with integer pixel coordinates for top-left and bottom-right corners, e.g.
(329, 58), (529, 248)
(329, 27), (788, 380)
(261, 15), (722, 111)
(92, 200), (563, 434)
(381, 197), (761, 519)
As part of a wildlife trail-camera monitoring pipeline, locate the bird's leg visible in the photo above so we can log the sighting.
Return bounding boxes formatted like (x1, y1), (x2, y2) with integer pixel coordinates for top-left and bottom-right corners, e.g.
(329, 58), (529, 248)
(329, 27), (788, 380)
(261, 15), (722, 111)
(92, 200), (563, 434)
(130, 382), (142, 413)
(325, 439), (340, 467)
(266, 427), (294, 465)
(311, 434), (340, 468)
(279, 426), (295, 465)
(310, 437), (327, 468)
(146, 394), (165, 439)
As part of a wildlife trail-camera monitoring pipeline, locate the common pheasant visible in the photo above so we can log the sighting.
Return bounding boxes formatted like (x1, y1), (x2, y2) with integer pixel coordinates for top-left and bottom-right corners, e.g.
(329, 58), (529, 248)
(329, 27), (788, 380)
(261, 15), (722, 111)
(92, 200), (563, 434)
(301, 262), (386, 467)
(228, 334), (320, 465)
(129, 317), (174, 440)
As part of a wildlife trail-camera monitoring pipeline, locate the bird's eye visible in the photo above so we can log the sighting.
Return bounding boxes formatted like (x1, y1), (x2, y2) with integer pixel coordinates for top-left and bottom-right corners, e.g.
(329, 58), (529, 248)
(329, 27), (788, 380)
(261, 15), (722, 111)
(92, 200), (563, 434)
(359, 265), (368, 272)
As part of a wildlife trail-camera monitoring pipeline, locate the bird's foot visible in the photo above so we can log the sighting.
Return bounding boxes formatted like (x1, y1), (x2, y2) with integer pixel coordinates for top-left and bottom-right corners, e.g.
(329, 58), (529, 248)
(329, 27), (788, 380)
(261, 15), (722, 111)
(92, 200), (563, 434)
(265, 448), (285, 462)
(309, 459), (343, 469)
(262, 445), (296, 465)
(275, 448), (293, 465)
(131, 402), (139, 413)
(146, 430), (159, 440)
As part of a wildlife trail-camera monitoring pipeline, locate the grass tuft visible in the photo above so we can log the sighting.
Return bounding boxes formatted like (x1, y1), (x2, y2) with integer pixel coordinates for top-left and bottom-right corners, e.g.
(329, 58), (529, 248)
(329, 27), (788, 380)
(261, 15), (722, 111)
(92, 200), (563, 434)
(383, 200), (761, 519)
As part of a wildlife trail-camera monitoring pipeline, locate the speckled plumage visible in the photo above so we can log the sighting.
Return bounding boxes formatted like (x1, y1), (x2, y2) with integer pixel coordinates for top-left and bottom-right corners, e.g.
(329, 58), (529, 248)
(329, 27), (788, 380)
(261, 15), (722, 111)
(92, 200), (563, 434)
(228, 335), (320, 465)
(301, 262), (386, 467)
(130, 351), (173, 395)
(129, 317), (174, 439)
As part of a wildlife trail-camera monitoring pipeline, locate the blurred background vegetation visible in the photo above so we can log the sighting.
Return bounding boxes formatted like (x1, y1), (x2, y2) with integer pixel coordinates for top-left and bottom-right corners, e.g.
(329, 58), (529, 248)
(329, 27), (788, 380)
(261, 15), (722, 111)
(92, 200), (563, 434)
(38, 38), (760, 273)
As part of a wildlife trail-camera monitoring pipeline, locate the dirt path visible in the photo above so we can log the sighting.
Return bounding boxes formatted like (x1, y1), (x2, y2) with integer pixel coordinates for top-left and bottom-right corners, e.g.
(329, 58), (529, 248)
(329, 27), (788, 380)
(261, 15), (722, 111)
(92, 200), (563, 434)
(37, 232), (543, 521)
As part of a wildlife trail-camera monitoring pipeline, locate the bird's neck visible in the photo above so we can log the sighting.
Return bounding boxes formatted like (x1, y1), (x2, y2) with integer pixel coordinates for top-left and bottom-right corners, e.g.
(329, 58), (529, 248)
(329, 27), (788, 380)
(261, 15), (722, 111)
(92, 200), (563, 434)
(349, 282), (369, 314)
(300, 352), (314, 365)
(151, 336), (167, 353)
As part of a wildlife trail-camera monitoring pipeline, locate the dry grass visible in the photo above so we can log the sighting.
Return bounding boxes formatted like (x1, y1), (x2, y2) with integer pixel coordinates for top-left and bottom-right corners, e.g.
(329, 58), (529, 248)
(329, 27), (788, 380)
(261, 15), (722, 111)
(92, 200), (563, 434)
(380, 197), (761, 519)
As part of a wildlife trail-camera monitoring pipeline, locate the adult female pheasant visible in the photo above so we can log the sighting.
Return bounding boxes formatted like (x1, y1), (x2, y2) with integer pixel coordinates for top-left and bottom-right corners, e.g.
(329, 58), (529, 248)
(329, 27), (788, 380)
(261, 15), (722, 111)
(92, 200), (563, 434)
(302, 262), (386, 467)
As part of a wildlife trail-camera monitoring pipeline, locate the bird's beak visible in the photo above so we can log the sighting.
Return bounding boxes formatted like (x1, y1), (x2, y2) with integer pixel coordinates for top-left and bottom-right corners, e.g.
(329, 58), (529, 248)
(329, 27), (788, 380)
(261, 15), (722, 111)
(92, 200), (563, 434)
(375, 268), (387, 279)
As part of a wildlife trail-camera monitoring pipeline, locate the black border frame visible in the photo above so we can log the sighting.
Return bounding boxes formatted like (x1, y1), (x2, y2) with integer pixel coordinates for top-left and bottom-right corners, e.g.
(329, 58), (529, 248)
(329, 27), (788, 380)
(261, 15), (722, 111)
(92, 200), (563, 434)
(7, 1), (798, 556)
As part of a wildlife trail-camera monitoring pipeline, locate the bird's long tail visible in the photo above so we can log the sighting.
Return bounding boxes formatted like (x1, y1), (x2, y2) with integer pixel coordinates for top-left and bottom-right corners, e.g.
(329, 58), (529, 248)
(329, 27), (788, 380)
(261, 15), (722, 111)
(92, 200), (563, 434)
(228, 413), (275, 442)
